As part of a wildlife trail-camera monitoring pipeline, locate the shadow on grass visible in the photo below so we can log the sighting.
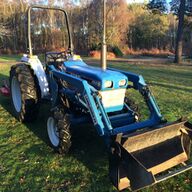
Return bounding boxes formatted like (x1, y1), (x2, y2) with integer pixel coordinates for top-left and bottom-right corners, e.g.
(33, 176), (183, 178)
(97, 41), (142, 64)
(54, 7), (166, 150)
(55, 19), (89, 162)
(0, 55), (21, 61)
(0, 98), (49, 147)
(70, 123), (107, 168)
(0, 73), (9, 82)
(0, 73), (107, 174)
(86, 58), (192, 67)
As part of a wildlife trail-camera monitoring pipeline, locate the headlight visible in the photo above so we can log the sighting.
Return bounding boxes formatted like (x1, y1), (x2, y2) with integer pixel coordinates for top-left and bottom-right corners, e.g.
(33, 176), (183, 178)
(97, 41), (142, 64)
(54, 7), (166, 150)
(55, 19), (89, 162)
(104, 81), (113, 88)
(119, 79), (126, 87)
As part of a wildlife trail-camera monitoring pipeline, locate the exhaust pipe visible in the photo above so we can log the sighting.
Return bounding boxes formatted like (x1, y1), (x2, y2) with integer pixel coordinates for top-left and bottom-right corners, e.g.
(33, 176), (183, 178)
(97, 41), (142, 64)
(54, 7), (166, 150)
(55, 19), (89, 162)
(101, 0), (107, 71)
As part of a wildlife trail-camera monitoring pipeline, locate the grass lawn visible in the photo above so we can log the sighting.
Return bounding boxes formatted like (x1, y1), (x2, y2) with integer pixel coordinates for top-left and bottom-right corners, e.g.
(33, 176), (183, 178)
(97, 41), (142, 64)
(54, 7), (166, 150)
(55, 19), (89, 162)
(0, 55), (21, 62)
(0, 55), (192, 192)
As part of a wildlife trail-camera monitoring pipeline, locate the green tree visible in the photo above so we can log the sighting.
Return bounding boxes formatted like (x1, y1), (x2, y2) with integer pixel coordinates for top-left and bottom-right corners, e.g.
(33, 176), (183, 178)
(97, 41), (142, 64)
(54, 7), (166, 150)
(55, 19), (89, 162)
(148, 0), (168, 13)
(128, 9), (169, 50)
(170, 0), (192, 63)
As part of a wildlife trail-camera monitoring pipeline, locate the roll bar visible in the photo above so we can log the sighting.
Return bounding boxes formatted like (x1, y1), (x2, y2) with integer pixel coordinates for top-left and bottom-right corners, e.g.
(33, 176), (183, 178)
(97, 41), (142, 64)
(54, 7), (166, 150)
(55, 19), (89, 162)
(27, 5), (74, 56)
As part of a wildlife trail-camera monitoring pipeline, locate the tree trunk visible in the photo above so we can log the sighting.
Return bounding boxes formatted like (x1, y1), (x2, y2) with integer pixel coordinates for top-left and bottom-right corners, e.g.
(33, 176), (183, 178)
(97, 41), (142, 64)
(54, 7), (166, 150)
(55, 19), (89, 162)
(174, 0), (185, 64)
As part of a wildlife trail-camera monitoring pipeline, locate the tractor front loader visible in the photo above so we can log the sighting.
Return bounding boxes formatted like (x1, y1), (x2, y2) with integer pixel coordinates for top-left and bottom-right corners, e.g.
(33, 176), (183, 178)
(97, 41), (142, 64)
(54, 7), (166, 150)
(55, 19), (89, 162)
(8, 5), (192, 191)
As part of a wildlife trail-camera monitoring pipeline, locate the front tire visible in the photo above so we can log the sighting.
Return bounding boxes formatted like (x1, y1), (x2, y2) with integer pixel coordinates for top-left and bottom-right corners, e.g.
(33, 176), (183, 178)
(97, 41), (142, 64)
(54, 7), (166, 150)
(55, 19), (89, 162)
(10, 64), (39, 122)
(47, 108), (71, 154)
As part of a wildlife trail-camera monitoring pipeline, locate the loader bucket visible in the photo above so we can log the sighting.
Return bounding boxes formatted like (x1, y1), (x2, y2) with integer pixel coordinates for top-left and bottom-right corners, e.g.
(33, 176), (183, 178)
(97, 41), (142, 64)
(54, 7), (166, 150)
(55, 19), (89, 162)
(109, 120), (192, 191)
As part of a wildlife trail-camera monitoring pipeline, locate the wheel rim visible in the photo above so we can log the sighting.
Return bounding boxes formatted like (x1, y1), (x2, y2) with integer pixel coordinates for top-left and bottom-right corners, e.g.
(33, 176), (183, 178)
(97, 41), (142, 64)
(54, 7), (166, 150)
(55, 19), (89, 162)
(11, 76), (22, 113)
(47, 117), (59, 147)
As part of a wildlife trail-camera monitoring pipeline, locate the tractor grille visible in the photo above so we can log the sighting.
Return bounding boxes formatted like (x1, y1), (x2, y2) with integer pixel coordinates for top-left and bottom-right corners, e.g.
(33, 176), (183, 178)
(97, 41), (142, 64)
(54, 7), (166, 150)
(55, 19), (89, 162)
(99, 89), (126, 111)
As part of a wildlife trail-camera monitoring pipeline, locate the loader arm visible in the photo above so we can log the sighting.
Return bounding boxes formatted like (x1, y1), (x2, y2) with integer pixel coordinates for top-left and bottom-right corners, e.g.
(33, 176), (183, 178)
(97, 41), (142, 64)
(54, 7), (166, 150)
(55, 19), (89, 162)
(108, 68), (163, 135)
(48, 65), (164, 136)
(48, 65), (111, 136)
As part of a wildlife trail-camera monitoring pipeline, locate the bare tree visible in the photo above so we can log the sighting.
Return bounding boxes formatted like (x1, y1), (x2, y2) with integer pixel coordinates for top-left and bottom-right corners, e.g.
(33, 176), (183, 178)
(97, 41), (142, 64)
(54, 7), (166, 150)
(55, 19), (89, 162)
(0, 23), (11, 37)
(174, 0), (186, 64)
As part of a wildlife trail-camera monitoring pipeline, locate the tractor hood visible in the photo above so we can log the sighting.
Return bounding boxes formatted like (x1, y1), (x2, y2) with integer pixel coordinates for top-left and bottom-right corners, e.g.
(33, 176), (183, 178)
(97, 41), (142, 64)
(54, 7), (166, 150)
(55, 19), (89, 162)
(64, 60), (128, 91)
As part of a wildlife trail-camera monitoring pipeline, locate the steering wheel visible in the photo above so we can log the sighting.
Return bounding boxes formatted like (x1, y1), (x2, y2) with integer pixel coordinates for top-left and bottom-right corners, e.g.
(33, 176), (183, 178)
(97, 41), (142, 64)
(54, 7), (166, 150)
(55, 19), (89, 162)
(46, 51), (66, 63)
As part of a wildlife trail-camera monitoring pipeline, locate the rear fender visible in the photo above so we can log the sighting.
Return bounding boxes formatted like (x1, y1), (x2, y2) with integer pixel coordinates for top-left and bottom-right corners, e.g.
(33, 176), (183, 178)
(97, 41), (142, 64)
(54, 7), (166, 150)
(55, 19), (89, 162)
(21, 55), (49, 98)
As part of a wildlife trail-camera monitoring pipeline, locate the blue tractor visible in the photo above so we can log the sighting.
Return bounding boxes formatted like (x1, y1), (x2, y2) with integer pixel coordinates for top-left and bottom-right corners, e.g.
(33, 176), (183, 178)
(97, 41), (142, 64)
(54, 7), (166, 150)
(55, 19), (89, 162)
(9, 5), (192, 191)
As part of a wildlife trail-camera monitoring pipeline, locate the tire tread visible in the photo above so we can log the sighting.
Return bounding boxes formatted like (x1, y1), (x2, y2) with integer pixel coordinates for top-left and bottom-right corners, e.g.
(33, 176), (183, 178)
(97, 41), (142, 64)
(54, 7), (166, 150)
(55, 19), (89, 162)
(10, 63), (39, 122)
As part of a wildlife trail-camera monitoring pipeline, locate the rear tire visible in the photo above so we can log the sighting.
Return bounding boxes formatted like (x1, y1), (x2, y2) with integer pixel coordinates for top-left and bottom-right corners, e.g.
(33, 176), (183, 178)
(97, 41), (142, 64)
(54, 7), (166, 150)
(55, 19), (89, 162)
(47, 108), (71, 154)
(10, 64), (39, 122)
